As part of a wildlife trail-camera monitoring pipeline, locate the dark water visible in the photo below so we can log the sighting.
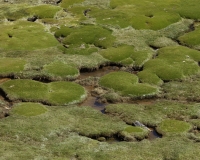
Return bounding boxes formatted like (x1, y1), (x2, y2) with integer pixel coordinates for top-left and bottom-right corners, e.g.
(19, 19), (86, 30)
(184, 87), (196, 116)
(80, 96), (106, 113)
(148, 128), (162, 140)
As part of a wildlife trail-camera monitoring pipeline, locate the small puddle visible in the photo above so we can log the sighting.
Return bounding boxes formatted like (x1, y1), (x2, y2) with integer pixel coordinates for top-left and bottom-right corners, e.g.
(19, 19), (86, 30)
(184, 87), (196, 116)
(80, 96), (106, 113)
(148, 128), (162, 140)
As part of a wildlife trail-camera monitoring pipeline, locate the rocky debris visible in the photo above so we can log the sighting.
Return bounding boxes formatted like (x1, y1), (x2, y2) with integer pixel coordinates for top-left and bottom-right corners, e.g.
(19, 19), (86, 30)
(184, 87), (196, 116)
(27, 16), (38, 22)
(0, 107), (10, 119)
(42, 0), (62, 5)
(133, 121), (151, 131)
(83, 9), (91, 16)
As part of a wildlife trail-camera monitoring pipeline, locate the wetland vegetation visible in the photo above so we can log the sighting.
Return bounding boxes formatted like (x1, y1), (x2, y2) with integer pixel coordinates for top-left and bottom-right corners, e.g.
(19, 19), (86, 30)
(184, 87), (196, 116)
(0, 0), (200, 159)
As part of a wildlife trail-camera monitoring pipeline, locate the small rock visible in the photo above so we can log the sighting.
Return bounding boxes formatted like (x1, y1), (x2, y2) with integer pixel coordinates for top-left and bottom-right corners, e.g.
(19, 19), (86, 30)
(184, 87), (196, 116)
(97, 137), (106, 142)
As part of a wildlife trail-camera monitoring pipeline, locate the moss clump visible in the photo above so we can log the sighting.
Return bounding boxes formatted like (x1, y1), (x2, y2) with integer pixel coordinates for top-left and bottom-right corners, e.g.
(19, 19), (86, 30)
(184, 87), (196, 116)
(177, 0), (200, 20)
(0, 58), (26, 76)
(124, 126), (143, 133)
(0, 4), (30, 21)
(0, 80), (86, 105)
(89, 1), (181, 30)
(140, 46), (200, 83)
(99, 45), (134, 63)
(11, 102), (47, 117)
(137, 71), (163, 86)
(42, 61), (79, 81)
(26, 4), (61, 19)
(99, 46), (153, 67)
(156, 119), (192, 136)
(119, 126), (149, 141)
(55, 25), (115, 49)
(178, 26), (200, 50)
(99, 71), (158, 98)
(48, 81), (86, 105)
(0, 21), (59, 51)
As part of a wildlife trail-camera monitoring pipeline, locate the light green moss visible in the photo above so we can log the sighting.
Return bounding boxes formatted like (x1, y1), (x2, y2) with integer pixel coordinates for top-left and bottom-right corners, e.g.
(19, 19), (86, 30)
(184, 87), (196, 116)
(42, 61), (79, 80)
(0, 4), (29, 21)
(0, 80), (86, 105)
(26, 5), (61, 18)
(138, 70), (163, 86)
(178, 27), (200, 50)
(55, 25), (115, 49)
(124, 126), (143, 133)
(11, 102), (47, 117)
(0, 58), (26, 76)
(178, 0), (200, 20)
(0, 21), (59, 51)
(157, 119), (192, 136)
(99, 45), (134, 63)
(99, 71), (158, 98)
(140, 46), (200, 83)
(48, 81), (86, 105)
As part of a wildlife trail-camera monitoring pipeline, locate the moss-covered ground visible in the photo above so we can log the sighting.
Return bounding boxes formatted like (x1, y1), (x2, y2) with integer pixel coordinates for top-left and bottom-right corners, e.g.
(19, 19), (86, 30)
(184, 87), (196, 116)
(1, 0), (200, 159)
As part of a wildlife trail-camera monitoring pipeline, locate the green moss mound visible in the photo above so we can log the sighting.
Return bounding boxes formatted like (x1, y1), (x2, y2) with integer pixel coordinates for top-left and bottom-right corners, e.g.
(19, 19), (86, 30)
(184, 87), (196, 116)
(0, 21), (59, 51)
(99, 45), (153, 67)
(99, 45), (134, 63)
(140, 46), (200, 84)
(48, 81), (86, 105)
(178, 0), (200, 20)
(55, 25), (115, 49)
(0, 58), (26, 76)
(124, 126), (143, 133)
(12, 102), (47, 117)
(0, 4), (30, 21)
(138, 71), (163, 86)
(99, 71), (158, 98)
(110, 0), (181, 30)
(42, 61), (79, 80)
(27, 4), (61, 18)
(157, 119), (192, 136)
(0, 80), (86, 105)
(119, 126), (149, 141)
(178, 27), (200, 50)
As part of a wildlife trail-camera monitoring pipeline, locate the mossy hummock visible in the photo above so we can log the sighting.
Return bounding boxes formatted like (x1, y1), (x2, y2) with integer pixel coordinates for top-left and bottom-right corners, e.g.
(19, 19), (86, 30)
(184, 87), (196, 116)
(42, 61), (79, 81)
(178, 26), (200, 50)
(11, 102), (48, 117)
(119, 126), (149, 141)
(26, 4), (61, 18)
(0, 79), (86, 105)
(99, 71), (158, 99)
(55, 25), (115, 50)
(139, 46), (200, 84)
(0, 58), (26, 76)
(156, 119), (192, 136)
(0, 21), (59, 51)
